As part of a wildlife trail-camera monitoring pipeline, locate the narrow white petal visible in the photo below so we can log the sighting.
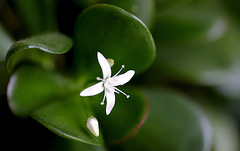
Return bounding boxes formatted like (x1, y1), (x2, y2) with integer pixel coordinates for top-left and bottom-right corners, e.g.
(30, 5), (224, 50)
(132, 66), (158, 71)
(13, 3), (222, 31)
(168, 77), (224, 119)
(80, 82), (104, 96)
(86, 116), (99, 137)
(106, 90), (115, 115)
(97, 52), (111, 79)
(112, 70), (135, 86)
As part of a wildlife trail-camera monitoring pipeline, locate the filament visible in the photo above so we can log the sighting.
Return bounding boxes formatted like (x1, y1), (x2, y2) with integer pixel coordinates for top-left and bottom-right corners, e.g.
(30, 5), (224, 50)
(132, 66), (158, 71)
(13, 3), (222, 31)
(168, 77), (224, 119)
(113, 65), (125, 77)
(114, 87), (130, 98)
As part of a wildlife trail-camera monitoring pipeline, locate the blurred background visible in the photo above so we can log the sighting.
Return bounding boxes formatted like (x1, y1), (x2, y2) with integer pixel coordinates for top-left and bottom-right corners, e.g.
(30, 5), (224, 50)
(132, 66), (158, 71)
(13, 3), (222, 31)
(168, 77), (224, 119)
(1, 0), (240, 150)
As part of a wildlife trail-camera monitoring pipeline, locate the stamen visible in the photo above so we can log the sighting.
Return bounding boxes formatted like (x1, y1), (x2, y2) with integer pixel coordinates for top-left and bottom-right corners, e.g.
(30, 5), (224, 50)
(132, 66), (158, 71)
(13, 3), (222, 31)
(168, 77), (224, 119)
(100, 94), (106, 105)
(113, 65), (125, 77)
(114, 91), (120, 94)
(114, 87), (130, 98)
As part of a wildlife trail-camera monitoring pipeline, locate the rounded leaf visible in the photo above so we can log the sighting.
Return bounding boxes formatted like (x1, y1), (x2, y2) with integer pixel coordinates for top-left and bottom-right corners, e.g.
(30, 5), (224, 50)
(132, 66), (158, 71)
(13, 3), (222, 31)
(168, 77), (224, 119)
(0, 23), (13, 62)
(155, 0), (192, 14)
(74, 4), (155, 78)
(100, 0), (155, 28)
(203, 105), (239, 151)
(0, 23), (13, 95)
(116, 88), (212, 151)
(152, 3), (227, 46)
(32, 95), (104, 146)
(7, 64), (72, 117)
(6, 32), (73, 73)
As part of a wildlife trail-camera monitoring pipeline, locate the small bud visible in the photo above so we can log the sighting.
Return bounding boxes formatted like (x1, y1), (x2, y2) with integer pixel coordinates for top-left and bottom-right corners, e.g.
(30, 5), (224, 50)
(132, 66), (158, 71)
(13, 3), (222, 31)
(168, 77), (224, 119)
(86, 116), (99, 137)
(107, 59), (114, 67)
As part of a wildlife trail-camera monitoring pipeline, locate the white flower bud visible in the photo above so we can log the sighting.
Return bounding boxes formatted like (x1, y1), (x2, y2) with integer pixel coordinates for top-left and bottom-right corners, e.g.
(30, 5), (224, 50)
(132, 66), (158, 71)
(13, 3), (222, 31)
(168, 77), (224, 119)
(86, 116), (99, 137)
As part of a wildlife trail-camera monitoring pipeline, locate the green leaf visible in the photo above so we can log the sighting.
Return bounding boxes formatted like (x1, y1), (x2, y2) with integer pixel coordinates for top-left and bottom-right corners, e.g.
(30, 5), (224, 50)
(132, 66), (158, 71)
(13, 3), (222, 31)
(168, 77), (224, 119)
(152, 2), (227, 46)
(6, 32), (73, 73)
(203, 104), (239, 151)
(155, 0), (192, 14)
(0, 23), (13, 62)
(32, 95), (104, 146)
(149, 21), (240, 85)
(0, 23), (13, 95)
(73, 0), (155, 28)
(7, 64), (72, 117)
(148, 1), (240, 85)
(11, 0), (57, 34)
(48, 136), (107, 151)
(74, 4), (155, 78)
(115, 88), (212, 151)
(100, 0), (155, 28)
(85, 87), (148, 144)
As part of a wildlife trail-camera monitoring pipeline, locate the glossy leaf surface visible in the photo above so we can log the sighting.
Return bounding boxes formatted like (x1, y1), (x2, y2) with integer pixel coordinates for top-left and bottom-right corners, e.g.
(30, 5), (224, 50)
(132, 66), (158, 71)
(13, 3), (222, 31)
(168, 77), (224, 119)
(100, 0), (154, 28)
(32, 95), (104, 146)
(74, 4), (155, 79)
(7, 64), (72, 117)
(115, 88), (212, 151)
(0, 23), (13, 95)
(6, 32), (73, 73)
(48, 136), (107, 151)
(0, 23), (13, 61)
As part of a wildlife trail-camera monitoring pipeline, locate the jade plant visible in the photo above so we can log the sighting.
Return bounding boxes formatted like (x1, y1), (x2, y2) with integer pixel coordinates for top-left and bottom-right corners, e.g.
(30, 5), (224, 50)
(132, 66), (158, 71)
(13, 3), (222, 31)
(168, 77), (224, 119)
(1, 0), (240, 151)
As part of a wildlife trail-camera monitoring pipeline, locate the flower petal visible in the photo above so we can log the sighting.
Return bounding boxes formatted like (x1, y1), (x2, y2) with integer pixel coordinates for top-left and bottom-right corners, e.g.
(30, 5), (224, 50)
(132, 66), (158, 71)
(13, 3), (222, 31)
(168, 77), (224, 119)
(97, 52), (111, 79)
(80, 82), (104, 96)
(106, 90), (115, 115)
(112, 70), (135, 86)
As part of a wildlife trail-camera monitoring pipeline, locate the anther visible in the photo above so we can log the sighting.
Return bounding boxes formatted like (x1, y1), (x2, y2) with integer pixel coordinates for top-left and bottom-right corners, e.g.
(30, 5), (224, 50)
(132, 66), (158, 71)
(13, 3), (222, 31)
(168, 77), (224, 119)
(96, 77), (102, 81)
(101, 94), (106, 105)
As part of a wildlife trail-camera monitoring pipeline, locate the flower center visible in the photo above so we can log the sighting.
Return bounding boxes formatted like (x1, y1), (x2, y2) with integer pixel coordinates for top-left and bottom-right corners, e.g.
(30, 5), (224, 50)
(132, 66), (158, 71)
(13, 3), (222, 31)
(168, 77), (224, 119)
(104, 78), (115, 91)
(96, 65), (130, 105)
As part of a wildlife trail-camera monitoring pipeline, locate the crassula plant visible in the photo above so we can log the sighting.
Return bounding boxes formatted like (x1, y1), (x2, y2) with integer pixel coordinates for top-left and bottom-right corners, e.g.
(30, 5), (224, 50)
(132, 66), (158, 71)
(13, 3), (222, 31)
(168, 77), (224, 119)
(3, 3), (156, 148)
(3, 0), (240, 151)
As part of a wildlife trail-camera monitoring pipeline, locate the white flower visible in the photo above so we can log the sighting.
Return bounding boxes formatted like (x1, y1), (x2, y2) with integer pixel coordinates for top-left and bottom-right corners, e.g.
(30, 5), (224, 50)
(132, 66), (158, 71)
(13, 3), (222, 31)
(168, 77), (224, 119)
(86, 116), (99, 137)
(80, 52), (135, 115)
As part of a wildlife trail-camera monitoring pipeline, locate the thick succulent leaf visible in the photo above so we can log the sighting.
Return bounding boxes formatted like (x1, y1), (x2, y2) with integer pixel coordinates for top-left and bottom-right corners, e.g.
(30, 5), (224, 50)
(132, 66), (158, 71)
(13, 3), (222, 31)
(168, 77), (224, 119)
(11, 0), (57, 34)
(0, 23), (13, 62)
(48, 136), (107, 151)
(148, 1), (240, 86)
(203, 105), (239, 151)
(0, 23), (13, 95)
(7, 64), (72, 117)
(73, 0), (154, 28)
(32, 95), (104, 146)
(155, 0), (192, 13)
(152, 2), (227, 46)
(100, 0), (154, 28)
(114, 88), (212, 151)
(74, 4), (155, 78)
(6, 32), (73, 73)
(85, 87), (148, 144)
(149, 22), (240, 85)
